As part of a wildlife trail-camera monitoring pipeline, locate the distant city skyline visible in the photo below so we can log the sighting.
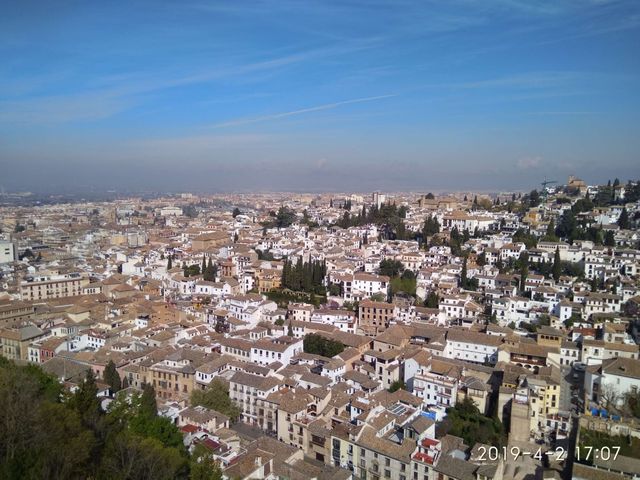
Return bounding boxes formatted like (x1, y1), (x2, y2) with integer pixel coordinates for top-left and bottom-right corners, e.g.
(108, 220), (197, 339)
(1, 0), (640, 192)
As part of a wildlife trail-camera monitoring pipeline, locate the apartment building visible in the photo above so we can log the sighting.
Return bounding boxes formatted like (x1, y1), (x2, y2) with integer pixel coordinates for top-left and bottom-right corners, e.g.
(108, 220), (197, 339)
(288, 303), (314, 322)
(0, 241), (17, 263)
(581, 340), (639, 366)
(0, 301), (36, 328)
(148, 349), (208, 401)
(229, 371), (281, 427)
(340, 272), (390, 301)
(444, 330), (502, 365)
(497, 343), (561, 372)
(219, 337), (252, 362)
(250, 336), (303, 366)
(0, 325), (45, 361)
(412, 359), (461, 408)
(584, 292), (622, 318)
(359, 299), (396, 336)
(20, 272), (89, 301)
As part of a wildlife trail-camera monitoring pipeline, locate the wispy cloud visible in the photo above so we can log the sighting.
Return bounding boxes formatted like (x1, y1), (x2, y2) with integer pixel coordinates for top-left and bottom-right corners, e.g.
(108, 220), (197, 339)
(0, 91), (131, 124)
(524, 111), (596, 116)
(454, 72), (579, 89)
(0, 37), (383, 125)
(209, 94), (398, 128)
(517, 156), (542, 169)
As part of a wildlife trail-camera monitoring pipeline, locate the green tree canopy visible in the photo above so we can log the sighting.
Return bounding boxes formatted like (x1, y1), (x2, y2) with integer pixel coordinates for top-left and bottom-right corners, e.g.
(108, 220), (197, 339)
(440, 397), (506, 448)
(379, 259), (404, 277)
(190, 379), (241, 421)
(189, 443), (223, 480)
(303, 333), (345, 357)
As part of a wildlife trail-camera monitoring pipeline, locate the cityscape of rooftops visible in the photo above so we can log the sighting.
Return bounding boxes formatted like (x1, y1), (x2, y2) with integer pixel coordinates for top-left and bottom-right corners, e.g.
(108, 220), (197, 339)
(1, 2), (640, 480)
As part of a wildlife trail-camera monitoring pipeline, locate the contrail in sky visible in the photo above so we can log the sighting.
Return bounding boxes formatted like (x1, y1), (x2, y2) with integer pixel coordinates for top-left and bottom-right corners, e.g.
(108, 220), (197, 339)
(211, 94), (398, 128)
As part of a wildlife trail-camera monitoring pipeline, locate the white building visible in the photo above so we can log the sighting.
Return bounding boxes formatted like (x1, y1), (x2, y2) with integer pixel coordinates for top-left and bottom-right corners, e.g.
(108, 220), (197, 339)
(412, 360), (460, 408)
(0, 241), (17, 263)
(160, 206), (183, 217)
(311, 309), (356, 333)
(585, 357), (640, 408)
(444, 330), (502, 364)
(250, 336), (303, 366)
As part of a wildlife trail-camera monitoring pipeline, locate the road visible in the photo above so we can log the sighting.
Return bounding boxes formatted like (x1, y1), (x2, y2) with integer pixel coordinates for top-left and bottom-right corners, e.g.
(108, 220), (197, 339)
(560, 366), (584, 414)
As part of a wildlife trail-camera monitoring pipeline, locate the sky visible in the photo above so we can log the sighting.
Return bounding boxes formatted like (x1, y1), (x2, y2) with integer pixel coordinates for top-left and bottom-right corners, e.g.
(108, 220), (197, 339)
(1, 0), (639, 193)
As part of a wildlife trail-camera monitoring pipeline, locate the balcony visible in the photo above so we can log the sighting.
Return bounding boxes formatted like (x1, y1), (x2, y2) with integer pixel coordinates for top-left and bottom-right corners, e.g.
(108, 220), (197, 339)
(311, 436), (325, 447)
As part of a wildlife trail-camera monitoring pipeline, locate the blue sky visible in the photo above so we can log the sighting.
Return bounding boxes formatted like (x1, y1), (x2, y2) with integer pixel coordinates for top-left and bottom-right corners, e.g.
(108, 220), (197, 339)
(1, 0), (639, 193)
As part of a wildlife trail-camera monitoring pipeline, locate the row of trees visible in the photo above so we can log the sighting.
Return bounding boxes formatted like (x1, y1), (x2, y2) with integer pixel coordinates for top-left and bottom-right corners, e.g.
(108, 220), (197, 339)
(178, 258), (218, 280)
(335, 203), (408, 233)
(281, 258), (327, 294)
(201, 257), (218, 281)
(265, 289), (323, 308)
(0, 358), (222, 479)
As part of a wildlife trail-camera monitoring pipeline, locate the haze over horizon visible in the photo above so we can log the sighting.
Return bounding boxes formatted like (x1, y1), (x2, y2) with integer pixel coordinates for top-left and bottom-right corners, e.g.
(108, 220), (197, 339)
(1, 0), (640, 193)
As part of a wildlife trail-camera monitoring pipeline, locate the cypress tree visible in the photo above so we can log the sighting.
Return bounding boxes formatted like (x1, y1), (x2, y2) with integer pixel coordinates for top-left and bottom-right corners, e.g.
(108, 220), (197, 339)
(518, 252), (529, 292)
(295, 257), (303, 291)
(140, 383), (157, 417)
(104, 360), (121, 393)
(201, 257), (207, 275)
(167, 255), (172, 270)
(282, 260), (289, 289)
(618, 208), (629, 229)
(209, 258), (215, 280)
(552, 247), (561, 282)
(546, 220), (555, 238)
(460, 258), (468, 289)
(604, 230), (616, 247)
(70, 369), (101, 428)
